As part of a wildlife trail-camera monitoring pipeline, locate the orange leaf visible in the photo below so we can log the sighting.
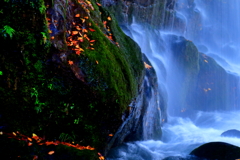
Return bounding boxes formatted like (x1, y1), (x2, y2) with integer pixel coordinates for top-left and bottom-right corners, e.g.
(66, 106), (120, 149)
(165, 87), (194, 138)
(107, 16), (111, 21)
(75, 14), (80, 17)
(33, 155), (38, 160)
(48, 151), (55, 155)
(89, 28), (95, 32)
(90, 40), (95, 42)
(82, 29), (88, 33)
(28, 142), (33, 146)
(78, 37), (83, 42)
(72, 31), (79, 35)
(75, 26), (81, 30)
(51, 36), (54, 40)
(108, 134), (113, 137)
(68, 60), (74, 65)
(96, 2), (101, 6)
(76, 51), (81, 55)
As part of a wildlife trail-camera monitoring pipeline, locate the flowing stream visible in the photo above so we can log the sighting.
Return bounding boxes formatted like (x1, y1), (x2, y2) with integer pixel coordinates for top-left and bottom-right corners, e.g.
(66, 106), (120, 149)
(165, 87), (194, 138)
(107, 0), (240, 159)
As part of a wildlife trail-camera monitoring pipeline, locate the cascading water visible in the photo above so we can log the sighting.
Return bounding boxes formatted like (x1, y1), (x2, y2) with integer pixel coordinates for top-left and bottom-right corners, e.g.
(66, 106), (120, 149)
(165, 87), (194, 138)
(107, 0), (240, 159)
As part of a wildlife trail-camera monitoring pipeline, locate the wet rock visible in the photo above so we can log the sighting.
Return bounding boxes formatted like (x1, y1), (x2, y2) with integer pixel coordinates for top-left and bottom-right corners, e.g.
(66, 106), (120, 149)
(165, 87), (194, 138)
(190, 142), (240, 160)
(221, 129), (240, 138)
(105, 54), (164, 154)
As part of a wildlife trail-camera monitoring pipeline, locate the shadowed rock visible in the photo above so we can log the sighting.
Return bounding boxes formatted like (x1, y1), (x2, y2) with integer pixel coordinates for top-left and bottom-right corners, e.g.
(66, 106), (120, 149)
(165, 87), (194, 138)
(221, 129), (240, 138)
(190, 142), (240, 160)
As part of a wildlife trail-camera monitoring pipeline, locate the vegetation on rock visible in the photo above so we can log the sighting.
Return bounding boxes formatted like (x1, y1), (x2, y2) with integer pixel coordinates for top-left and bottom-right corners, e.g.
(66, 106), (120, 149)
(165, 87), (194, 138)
(0, 0), (144, 158)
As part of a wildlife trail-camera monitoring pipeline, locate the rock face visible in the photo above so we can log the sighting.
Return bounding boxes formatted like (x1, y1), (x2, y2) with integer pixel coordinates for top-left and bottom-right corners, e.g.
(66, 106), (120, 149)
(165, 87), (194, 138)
(166, 35), (239, 116)
(105, 54), (162, 154)
(190, 142), (240, 160)
(221, 129), (240, 138)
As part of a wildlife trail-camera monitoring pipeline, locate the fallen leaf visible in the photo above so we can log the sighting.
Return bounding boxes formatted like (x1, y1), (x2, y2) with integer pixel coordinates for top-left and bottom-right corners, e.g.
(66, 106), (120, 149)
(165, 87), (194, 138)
(89, 28), (95, 32)
(107, 16), (111, 21)
(82, 28), (88, 33)
(68, 60), (74, 65)
(144, 62), (152, 69)
(75, 14), (80, 17)
(33, 155), (38, 160)
(81, 18), (85, 23)
(78, 37), (83, 42)
(96, 2), (101, 6)
(75, 26), (81, 30)
(48, 151), (55, 155)
(76, 51), (81, 55)
(72, 31), (79, 35)
(90, 40), (96, 42)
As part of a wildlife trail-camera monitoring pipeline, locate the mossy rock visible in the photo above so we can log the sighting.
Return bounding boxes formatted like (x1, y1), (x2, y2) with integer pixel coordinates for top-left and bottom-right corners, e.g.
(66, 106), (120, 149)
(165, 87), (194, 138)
(0, 0), (144, 156)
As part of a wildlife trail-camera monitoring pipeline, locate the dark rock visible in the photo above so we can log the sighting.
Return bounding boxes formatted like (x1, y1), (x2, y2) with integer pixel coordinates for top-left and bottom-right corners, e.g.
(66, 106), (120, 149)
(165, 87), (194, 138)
(190, 142), (240, 160)
(221, 129), (240, 138)
(162, 155), (201, 160)
(162, 156), (186, 160)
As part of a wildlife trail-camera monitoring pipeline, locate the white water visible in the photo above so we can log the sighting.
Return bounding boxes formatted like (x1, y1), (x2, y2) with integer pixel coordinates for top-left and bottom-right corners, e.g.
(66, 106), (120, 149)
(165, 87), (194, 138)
(108, 111), (240, 159)
(107, 0), (240, 159)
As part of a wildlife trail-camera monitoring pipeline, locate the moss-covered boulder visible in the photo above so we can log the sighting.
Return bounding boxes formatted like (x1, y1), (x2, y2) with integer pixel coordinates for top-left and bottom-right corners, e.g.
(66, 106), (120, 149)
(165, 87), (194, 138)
(0, 0), (144, 157)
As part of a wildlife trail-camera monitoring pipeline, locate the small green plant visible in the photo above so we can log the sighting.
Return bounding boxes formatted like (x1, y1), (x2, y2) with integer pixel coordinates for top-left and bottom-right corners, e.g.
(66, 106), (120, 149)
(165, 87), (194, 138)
(2, 25), (15, 39)
(31, 87), (45, 113)
(0, 71), (3, 76)
(59, 132), (76, 142)
(40, 32), (47, 44)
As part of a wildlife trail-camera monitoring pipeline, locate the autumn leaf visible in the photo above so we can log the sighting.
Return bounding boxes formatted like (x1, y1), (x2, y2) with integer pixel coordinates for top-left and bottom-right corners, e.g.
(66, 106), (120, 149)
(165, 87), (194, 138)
(75, 26), (81, 30)
(75, 14), (80, 17)
(82, 28), (88, 33)
(48, 151), (55, 155)
(33, 155), (38, 160)
(90, 40), (96, 43)
(96, 2), (101, 6)
(81, 18), (85, 23)
(72, 31), (79, 35)
(78, 37), (83, 42)
(89, 28), (95, 32)
(76, 51), (81, 55)
(144, 62), (152, 69)
(107, 16), (111, 21)
(68, 60), (74, 65)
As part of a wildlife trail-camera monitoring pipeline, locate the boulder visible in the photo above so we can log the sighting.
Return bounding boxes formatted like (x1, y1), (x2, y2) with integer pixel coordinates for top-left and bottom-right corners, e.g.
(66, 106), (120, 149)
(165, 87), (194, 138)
(221, 129), (240, 138)
(190, 142), (240, 160)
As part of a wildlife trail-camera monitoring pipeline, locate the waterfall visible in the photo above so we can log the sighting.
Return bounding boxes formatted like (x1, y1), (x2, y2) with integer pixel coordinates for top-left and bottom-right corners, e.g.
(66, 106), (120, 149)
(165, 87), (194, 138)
(107, 0), (240, 159)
